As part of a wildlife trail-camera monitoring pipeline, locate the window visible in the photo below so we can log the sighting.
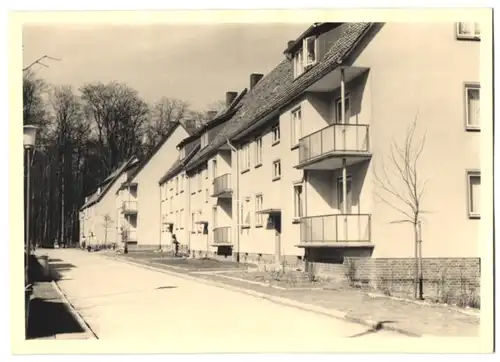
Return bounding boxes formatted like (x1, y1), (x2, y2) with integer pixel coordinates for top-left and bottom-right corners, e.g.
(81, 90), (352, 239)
(170, 197), (173, 213)
(241, 143), (251, 171)
(456, 22), (481, 40)
(203, 164), (208, 179)
(201, 132), (209, 148)
(175, 211), (179, 230)
(255, 137), (263, 166)
(293, 36), (318, 78)
(212, 159), (217, 180)
(272, 160), (281, 181)
(293, 49), (304, 78)
(180, 209), (184, 229)
(241, 197), (251, 227)
(467, 171), (481, 218)
(198, 210), (203, 233)
(179, 173), (184, 193)
(255, 194), (263, 226)
(272, 125), (280, 145)
(212, 206), (218, 228)
(179, 146), (186, 159)
(205, 188), (209, 203)
(197, 169), (202, 191)
(465, 84), (480, 130)
(175, 176), (179, 194)
(304, 36), (318, 67)
(291, 108), (302, 147)
(335, 95), (351, 123)
(293, 183), (303, 219)
(191, 212), (196, 232)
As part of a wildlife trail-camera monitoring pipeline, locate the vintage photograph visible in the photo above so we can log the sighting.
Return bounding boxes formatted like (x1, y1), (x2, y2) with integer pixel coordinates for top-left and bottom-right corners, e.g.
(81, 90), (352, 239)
(18, 12), (492, 352)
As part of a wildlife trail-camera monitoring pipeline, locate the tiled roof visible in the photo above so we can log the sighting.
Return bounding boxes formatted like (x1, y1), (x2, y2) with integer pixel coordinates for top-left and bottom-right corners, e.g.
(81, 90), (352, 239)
(185, 22), (372, 171)
(158, 140), (201, 185)
(177, 89), (248, 149)
(80, 156), (138, 211)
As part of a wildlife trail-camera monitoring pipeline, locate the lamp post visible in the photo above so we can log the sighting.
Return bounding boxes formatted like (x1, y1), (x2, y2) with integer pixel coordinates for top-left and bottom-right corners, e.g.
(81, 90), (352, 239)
(24, 125), (38, 285)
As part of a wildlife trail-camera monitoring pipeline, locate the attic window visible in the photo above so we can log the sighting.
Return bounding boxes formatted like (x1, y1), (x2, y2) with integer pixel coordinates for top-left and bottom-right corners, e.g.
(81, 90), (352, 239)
(179, 146), (186, 159)
(293, 36), (318, 78)
(456, 22), (481, 40)
(201, 132), (209, 148)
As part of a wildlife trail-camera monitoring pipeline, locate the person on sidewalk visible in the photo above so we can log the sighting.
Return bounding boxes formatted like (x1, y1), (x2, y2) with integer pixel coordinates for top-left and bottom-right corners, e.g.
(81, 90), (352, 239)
(172, 234), (179, 257)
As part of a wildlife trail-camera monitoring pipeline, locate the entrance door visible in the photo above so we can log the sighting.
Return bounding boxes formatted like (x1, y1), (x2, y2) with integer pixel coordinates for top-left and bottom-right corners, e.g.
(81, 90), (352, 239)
(337, 176), (352, 242)
(273, 214), (282, 263)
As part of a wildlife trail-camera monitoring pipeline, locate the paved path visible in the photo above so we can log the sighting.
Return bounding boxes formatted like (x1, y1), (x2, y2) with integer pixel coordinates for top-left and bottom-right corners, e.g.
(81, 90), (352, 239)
(43, 249), (403, 350)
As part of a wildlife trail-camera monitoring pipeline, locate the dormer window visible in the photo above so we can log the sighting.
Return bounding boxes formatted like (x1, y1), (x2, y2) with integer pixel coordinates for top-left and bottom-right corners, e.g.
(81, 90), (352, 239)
(201, 132), (209, 148)
(456, 22), (481, 40)
(293, 36), (318, 78)
(179, 146), (186, 159)
(304, 36), (317, 66)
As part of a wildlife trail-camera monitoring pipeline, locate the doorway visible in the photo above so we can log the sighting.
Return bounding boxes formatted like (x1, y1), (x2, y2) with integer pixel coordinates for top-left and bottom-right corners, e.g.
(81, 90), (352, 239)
(272, 214), (282, 263)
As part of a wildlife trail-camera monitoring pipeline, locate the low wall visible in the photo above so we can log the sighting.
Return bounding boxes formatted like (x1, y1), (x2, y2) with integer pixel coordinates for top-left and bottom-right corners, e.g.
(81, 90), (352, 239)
(310, 257), (481, 306)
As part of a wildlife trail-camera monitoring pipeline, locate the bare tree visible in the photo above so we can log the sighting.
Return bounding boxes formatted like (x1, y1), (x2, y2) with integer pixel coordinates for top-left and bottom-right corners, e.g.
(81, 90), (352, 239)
(23, 71), (49, 127)
(143, 97), (189, 150)
(23, 55), (61, 72)
(373, 114), (428, 299)
(102, 213), (114, 246)
(80, 81), (149, 173)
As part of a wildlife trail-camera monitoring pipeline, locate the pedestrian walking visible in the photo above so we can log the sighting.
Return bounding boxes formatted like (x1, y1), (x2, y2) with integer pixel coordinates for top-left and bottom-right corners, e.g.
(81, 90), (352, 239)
(172, 234), (179, 257)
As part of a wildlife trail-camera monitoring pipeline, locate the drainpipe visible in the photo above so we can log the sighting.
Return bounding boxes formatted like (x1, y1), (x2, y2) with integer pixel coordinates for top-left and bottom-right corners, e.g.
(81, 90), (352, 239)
(341, 68), (348, 241)
(226, 138), (240, 263)
(159, 185), (162, 251)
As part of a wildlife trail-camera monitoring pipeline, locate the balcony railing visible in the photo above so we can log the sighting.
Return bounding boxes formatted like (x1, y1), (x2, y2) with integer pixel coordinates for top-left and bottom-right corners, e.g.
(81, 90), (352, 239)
(300, 214), (371, 244)
(298, 124), (369, 164)
(122, 229), (137, 242)
(122, 201), (138, 214)
(212, 173), (232, 197)
(213, 226), (231, 245)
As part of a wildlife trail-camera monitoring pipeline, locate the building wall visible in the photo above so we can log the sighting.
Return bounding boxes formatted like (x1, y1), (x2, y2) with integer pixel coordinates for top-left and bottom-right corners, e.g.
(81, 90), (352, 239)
(160, 169), (190, 251)
(349, 22), (481, 258)
(187, 161), (212, 254)
(131, 125), (191, 246)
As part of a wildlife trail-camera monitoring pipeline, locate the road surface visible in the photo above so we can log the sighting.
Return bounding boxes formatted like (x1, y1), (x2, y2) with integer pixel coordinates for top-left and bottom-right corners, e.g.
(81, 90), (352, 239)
(42, 249), (404, 351)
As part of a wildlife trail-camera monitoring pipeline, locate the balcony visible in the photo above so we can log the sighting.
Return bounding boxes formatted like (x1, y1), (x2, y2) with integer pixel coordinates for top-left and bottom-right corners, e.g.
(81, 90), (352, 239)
(297, 123), (371, 170)
(298, 214), (373, 247)
(121, 201), (138, 215)
(212, 226), (232, 246)
(212, 174), (232, 198)
(122, 229), (137, 242)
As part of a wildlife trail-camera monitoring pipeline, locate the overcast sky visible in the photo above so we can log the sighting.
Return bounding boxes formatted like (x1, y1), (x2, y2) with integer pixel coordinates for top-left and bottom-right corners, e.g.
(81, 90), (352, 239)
(22, 23), (305, 111)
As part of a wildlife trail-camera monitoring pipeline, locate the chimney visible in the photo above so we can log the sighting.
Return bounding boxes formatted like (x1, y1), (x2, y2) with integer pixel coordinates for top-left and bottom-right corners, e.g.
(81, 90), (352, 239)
(225, 91), (238, 107)
(250, 73), (264, 90)
(207, 110), (217, 120)
(85, 196), (89, 203)
(287, 40), (295, 49)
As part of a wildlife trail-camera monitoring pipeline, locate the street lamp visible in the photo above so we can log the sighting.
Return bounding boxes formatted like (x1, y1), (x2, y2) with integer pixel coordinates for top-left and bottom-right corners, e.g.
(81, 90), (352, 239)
(24, 125), (38, 285)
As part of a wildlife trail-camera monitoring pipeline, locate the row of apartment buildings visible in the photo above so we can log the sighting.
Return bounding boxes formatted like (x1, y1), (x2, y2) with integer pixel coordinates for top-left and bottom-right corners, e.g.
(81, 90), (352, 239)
(80, 21), (484, 265)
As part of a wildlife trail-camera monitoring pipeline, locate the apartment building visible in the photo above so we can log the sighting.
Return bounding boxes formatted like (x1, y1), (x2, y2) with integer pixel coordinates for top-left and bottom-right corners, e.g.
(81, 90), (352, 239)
(182, 90), (248, 257)
(79, 156), (139, 247)
(158, 137), (200, 252)
(159, 21), (483, 266)
(115, 121), (194, 249)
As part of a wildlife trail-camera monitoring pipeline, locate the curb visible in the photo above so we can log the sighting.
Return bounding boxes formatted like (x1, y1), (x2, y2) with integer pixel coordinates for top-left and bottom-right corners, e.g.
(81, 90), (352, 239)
(106, 255), (421, 338)
(50, 281), (98, 340)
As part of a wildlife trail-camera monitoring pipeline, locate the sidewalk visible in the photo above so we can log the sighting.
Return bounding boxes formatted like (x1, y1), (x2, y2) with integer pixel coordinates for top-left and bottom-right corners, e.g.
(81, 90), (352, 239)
(112, 254), (480, 337)
(26, 254), (95, 340)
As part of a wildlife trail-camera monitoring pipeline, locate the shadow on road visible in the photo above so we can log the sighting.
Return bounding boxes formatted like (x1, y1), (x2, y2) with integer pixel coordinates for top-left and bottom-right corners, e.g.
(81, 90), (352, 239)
(347, 320), (397, 338)
(27, 296), (85, 339)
